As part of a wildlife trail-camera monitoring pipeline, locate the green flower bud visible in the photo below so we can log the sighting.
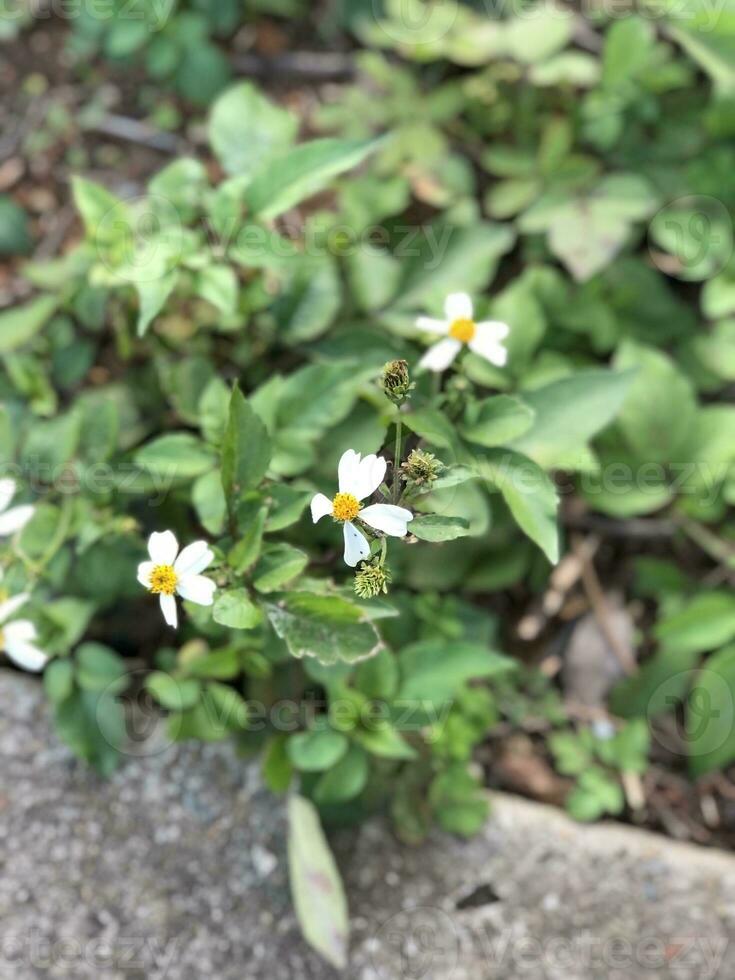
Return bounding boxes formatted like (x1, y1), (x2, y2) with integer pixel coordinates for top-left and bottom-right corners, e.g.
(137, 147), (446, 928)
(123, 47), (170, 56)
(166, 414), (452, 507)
(400, 448), (444, 489)
(354, 560), (391, 599)
(381, 359), (413, 405)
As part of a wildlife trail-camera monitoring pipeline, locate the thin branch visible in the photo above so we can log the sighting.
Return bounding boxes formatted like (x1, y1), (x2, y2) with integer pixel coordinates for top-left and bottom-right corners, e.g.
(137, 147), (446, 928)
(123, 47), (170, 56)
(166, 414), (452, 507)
(84, 115), (185, 154)
(574, 534), (637, 676)
(231, 51), (355, 81)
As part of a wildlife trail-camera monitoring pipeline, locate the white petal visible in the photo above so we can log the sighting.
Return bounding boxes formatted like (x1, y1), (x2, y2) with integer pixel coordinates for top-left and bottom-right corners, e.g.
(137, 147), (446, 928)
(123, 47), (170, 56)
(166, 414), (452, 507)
(137, 561), (154, 589)
(311, 493), (333, 523)
(4, 626), (48, 672)
(444, 292), (473, 321)
(419, 338), (461, 373)
(474, 319), (510, 343)
(174, 541), (213, 577)
(0, 593), (30, 625)
(360, 503), (413, 537)
(4, 619), (37, 644)
(353, 454), (387, 501)
(338, 449), (361, 494)
(469, 326), (508, 367)
(159, 593), (178, 628)
(0, 478), (17, 513)
(416, 316), (449, 336)
(343, 522), (370, 567)
(148, 530), (178, 565)
(177, 574), (216, 606)
(0, 505), (34, 536)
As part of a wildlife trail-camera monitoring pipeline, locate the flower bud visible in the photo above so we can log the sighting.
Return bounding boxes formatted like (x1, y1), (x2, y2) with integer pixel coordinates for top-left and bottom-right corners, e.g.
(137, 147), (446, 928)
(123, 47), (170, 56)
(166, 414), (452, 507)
(354, 560), (391, 598)
(381, 359), (413, 405)
(400, 448), (443, 489)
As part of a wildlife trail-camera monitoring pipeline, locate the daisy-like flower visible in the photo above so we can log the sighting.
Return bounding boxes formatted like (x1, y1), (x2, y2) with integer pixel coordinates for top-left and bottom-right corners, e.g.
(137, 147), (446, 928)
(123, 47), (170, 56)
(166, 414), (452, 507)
(311, 449), (413, 567)
(137, 531), (216, 629)
(0, 590), (48, 672)
(417, 292), (509, 373)
(0, 478), (34, 537)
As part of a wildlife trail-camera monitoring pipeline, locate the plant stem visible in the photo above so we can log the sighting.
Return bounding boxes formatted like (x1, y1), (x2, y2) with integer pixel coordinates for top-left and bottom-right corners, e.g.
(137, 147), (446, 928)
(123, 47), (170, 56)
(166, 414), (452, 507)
(392, 418), (402, 502)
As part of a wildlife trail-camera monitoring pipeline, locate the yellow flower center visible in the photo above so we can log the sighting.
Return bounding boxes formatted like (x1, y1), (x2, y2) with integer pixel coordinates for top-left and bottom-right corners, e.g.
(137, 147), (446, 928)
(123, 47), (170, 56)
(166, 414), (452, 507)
(331, 492), (361, 523)
(449, 318), (476, 344)
(149, 564), (178, 596)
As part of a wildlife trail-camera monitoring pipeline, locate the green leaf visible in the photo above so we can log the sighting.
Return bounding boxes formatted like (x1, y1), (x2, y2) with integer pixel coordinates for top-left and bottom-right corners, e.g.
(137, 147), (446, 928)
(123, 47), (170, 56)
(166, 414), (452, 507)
(228, 503), (268, 573)
(477, 449), (560, 563)
(212, 589), (263, 630)
(462, 395), (535, 447)
(398, 639), (516, 703)
(196, 263), (239, 316)
(262, 734), (293, 793)
(135, 433), (216, 480)
(549, 732), (592, 775)
(410, 514), (471, 542)
(687, 645), (735, 777)
(245, 137), (382, 220)
(146, 671), (201, 710)
(71, 176), (129, 241)
(613, 340), (697, 463)
(287, 796), (349, 970)
(0, 195), (31, 255)
(394, 222), (515, 310)
(602, 16), (654, 88)
(402, 408), (457, 449)
(520, 175), (658, 281)
(288, 729), (349, 772)
(76, 643), (128, 695)
(0, 295), (58, 354)
(353, 723), (417, 760)
(54, 689), (124, 776)
(208, 82), (297, 177)
(253, 543), (308, 593)
(655, 592), (735, 656)
(314, 744), (369, 804)
(265, 592), (382, 665)
(510, 370), (634, 469)
(566, 767), (624, 821)
(136, 272), (177, 337)
(221, 385), (271, 509)
(428, 764), (489, 836)
(43, 659), (74, 704)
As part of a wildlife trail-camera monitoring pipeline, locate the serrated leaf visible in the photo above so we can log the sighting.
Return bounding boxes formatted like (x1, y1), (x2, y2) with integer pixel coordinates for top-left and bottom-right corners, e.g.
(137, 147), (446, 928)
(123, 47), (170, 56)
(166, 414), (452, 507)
(477, 449), (559, 563)
(265, 592), (382, 665)
(410, 514), (471, 542)
(462, 395), (535, 447)
(212, 589), (263, 630)
(221, 385), (271, 509)
(245, 137), (382, 220)
(0, 295), (58, 354)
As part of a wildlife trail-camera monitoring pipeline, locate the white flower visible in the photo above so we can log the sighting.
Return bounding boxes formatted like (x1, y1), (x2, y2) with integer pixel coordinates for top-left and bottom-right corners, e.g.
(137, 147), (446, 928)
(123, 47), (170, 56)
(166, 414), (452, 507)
(137, 531), (216, 629)
(0, 589), (48, 672)
(417, 292), (509, 373)
(311, 449), (413, 567)
(0, 478), (34, 537)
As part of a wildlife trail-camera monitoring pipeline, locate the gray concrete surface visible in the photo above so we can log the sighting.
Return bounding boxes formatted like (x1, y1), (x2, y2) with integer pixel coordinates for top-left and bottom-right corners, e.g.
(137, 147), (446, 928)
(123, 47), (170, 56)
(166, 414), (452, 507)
(1, 668), (734, 979)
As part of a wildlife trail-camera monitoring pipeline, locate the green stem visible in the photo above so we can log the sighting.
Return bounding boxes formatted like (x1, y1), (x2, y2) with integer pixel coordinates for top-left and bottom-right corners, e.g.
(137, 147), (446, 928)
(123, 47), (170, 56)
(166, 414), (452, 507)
(379, 536), (387, 567)
(392, 417), (402, 503)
